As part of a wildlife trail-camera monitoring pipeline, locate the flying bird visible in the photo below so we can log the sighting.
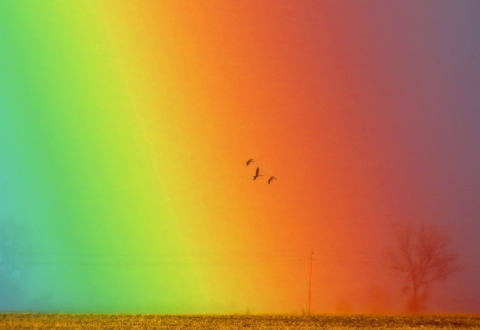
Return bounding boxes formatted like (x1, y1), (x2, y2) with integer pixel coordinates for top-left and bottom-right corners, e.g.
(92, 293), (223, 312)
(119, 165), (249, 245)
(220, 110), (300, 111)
(268, 176), (276, 184)
(253, 167), (263, 180)
(246, 159), (254, 166)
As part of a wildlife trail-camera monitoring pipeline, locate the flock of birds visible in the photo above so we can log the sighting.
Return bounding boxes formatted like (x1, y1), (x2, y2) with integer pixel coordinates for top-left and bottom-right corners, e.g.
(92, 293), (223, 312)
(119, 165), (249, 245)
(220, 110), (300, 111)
(246, 159), (276, 184)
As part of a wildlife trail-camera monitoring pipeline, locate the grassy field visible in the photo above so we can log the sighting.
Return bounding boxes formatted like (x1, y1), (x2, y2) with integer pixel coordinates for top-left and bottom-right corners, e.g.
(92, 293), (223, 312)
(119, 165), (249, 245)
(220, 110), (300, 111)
(1, 313), (479, 329)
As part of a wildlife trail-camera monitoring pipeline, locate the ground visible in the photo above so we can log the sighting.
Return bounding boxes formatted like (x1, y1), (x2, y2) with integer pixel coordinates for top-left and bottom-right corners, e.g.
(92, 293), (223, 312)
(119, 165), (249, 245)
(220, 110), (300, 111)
(1, 313), (479, 329)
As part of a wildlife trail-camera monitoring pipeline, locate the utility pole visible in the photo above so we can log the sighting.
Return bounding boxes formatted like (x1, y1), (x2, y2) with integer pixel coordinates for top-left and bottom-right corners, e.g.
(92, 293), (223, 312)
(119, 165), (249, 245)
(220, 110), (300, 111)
(308, 251), (314, 316)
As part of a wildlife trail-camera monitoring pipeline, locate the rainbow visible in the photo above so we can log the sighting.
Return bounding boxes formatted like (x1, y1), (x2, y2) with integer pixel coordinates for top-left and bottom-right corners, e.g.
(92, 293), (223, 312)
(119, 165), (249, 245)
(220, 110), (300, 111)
(0, 1), (477, 313)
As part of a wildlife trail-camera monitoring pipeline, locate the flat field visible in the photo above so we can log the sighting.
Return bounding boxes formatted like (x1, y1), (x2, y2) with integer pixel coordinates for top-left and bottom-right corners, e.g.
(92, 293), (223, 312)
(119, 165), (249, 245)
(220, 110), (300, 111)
(1, 314), (479, 329)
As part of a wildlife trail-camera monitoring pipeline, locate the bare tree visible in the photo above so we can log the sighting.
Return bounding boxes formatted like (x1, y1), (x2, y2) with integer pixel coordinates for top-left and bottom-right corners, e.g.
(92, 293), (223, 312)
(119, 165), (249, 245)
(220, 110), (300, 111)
(387, 223), (462, 313)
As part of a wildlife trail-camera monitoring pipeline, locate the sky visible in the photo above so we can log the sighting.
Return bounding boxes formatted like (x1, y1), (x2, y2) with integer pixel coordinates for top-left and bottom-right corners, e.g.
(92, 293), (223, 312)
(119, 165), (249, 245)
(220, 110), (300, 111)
(0, 0), (479, 314)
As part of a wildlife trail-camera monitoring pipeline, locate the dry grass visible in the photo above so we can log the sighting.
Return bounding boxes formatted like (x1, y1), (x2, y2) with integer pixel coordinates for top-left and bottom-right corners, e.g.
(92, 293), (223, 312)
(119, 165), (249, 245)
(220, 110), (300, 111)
(0, 313), (479, 329)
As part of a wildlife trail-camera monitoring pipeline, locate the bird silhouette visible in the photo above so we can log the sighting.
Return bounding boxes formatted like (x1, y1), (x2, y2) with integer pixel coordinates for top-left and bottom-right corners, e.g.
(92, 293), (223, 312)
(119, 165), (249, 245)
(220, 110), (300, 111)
(253, 167), (263, 180)
(246, 159), (254, 166)
(268, 176), (276, 184)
